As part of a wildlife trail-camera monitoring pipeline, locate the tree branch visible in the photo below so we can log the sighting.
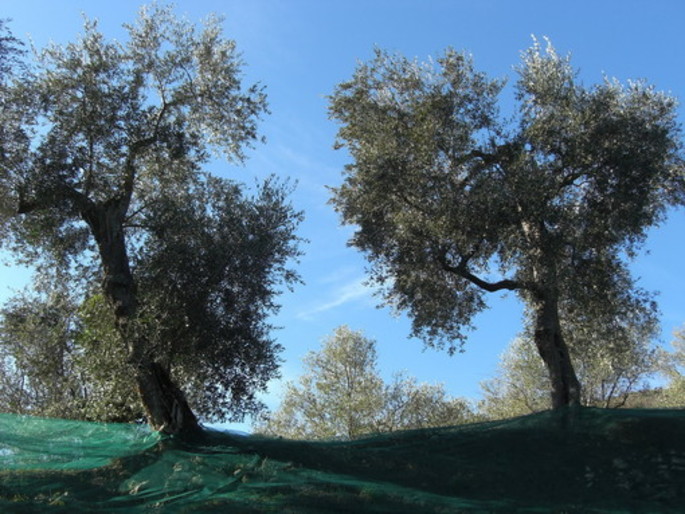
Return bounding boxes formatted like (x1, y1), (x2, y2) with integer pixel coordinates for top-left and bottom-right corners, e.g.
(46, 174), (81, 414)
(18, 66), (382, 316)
(119, 96), (194, 211)
(438, 249), (525, 293)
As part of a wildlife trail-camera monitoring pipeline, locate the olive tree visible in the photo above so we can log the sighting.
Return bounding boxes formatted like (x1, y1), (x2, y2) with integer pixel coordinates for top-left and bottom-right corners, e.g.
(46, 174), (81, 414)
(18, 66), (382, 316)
(261, 326), (385, 440)
(0, 7), (301, 433)
(328, 40), (683, 409)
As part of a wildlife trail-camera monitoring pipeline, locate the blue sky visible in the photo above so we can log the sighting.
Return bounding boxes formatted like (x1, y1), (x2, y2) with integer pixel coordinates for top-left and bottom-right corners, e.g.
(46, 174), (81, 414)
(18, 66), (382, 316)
(3, 1), (684, 431)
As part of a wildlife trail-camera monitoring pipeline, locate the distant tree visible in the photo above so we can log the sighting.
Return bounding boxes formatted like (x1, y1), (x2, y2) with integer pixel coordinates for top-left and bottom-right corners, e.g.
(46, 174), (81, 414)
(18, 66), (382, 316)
(261, 326), (384, 440)
(258, 326), (471, 440)
(479, 309), (661, 419)
(479, 338), (550, 419)
(0, 6), (301, 433)
(378, 372), (472, 433)
(657, 326), (685, 407)
(328, 40), (684, 409)
(564, 301), (660, 409)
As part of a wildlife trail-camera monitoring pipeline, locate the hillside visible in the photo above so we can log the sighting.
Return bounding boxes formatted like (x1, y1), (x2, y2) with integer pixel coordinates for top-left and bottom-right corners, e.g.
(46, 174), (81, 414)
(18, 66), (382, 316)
(1, 407), (684, 512)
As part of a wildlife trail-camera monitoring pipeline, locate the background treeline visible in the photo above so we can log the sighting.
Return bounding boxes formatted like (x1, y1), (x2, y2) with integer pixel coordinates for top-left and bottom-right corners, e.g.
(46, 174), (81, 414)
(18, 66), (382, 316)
(257, 324), (685, 439)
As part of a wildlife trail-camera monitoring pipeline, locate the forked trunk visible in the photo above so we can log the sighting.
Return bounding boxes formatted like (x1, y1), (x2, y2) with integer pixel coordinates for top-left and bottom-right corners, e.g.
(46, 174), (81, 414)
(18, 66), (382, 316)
(83, 201), (199, 435)
(532, 291), (581, 409)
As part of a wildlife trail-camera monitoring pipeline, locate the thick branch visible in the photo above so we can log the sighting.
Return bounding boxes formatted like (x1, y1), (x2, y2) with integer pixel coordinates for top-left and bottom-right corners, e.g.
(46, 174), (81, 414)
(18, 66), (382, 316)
(438, 251), (525, 293)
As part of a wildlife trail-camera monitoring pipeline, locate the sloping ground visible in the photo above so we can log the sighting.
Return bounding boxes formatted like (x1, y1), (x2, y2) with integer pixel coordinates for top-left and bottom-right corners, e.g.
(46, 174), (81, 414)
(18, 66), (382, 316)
(1, 407), (684, 513)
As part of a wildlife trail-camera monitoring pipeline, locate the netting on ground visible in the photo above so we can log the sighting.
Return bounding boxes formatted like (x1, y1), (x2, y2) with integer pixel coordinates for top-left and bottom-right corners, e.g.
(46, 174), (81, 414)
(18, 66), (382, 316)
(1, 407), (684, 513)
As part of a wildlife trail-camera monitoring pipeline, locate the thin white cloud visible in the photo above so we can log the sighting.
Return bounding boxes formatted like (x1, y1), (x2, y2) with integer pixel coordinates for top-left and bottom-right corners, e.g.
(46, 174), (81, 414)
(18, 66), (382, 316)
(297, 278), (373, 321)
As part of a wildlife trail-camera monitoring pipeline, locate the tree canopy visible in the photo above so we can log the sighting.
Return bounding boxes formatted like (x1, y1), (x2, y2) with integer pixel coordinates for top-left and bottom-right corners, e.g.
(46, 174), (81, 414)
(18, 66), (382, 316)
(329, 40), (684, 408)
(0, 6), (301, 432)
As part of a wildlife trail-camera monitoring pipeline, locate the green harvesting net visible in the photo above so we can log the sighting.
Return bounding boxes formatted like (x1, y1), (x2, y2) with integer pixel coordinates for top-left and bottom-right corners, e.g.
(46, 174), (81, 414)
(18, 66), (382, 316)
(1, 407), (684, 512)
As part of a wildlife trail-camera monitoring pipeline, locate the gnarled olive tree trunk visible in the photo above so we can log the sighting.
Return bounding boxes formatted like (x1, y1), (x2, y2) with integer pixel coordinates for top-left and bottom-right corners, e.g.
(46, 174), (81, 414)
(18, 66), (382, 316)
(83, 200), (199, 434)
(530, 288), (581, 409)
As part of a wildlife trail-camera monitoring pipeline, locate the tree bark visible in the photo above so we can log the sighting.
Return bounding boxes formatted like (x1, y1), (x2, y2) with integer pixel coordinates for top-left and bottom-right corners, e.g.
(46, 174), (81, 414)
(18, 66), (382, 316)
(135, 357), (199, 434)
(531, 290), (581, 409)
(82, 200), (199, 435)
(517, 217), (581, 410)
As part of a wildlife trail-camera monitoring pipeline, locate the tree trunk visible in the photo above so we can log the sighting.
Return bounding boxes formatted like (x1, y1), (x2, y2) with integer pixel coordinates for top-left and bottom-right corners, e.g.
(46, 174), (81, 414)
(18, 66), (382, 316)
(83, 201), (199, 435)
(519, 219), (581, 410)
(531, 291), (581, 409)
(135, 357), (199, 434)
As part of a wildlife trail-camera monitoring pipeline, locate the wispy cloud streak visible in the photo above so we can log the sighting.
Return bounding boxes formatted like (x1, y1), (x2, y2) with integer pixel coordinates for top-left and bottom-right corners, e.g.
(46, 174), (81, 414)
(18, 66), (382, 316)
(297, 278), (373, 320)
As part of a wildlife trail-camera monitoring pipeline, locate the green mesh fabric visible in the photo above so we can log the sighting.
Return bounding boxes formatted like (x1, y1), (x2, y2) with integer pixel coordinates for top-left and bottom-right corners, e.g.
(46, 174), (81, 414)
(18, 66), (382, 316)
(0, 413), (161, 471)
(1, 407), (684, 512)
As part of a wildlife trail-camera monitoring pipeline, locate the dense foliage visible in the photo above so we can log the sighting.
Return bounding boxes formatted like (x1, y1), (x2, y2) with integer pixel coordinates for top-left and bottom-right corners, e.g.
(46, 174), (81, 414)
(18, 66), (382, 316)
(329, 40), (684, 407)
(0, 284), (142, 421)
(133, 176), (301, 421)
